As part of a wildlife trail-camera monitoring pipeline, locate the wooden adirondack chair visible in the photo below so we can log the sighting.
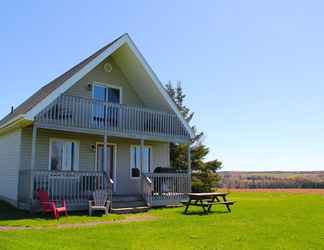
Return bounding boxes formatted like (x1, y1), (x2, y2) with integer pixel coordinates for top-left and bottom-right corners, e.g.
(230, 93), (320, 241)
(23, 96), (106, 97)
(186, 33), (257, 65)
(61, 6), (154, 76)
(89, 190), (111, 216)
(36, 189), (68, 219)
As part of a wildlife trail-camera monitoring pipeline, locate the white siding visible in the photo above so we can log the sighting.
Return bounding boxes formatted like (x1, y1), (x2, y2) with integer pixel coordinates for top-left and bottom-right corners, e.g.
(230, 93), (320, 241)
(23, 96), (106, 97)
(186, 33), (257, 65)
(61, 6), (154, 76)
(0, 129), (21, 205)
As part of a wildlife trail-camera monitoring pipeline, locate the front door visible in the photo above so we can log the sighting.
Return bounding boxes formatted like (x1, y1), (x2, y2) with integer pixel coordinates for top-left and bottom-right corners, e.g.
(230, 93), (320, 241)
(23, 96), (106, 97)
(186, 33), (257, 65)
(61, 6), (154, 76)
(96, 144), (116, 192)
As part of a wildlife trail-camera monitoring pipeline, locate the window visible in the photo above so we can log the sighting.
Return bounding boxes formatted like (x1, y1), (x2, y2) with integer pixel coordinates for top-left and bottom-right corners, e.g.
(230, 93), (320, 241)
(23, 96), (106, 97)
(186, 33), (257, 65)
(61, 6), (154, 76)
(130, 145), (152, 178)
(93, 84), (121, 104)
(49, 139), (79, 171)
(92, 84), (121, 121)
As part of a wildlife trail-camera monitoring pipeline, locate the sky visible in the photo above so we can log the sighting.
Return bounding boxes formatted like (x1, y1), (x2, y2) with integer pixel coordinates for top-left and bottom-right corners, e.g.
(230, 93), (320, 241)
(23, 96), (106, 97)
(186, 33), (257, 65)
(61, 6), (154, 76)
(1, 1), (324, 171)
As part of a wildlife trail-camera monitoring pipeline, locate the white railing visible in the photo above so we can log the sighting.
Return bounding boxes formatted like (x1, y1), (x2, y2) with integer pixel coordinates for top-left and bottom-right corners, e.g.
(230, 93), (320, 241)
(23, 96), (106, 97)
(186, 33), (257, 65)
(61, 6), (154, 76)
(35, 95), (189, 140)
(143, 173), (191, 206)
(18, 170), (113, 210)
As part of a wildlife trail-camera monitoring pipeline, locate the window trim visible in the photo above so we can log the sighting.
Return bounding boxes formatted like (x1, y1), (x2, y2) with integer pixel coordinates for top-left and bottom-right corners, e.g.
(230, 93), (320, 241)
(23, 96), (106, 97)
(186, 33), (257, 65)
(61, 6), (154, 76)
(48, 138), (80, 171)
(92, 81), (123, 104)
(129, 144), (153, 179)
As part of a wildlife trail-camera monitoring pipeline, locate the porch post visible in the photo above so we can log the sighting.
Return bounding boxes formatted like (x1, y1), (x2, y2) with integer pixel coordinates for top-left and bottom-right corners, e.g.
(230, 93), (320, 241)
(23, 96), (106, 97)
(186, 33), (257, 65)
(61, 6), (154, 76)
(103, 132), (108, 177)
(140, 139), (144, 174)
(30, 125), (37, 209)
(187, 144), (191, 174)
(187, 144), (192, 192)
(140, 139), (144, 194)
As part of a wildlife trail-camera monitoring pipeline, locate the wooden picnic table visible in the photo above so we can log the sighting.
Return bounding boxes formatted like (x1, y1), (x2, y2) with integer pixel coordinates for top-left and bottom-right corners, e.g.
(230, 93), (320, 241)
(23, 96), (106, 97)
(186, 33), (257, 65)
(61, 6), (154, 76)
(182, 192), (235, 214)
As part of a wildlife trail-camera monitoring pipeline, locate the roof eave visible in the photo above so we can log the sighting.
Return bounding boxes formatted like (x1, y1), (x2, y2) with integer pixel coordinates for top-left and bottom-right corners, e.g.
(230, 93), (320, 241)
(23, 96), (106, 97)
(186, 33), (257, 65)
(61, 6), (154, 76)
(0, 115), (32, 135)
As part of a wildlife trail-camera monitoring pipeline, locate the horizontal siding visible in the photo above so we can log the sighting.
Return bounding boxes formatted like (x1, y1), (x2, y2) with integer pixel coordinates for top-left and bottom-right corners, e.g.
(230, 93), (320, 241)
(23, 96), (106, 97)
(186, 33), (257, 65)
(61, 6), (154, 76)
(21, 127), (170, 195)
(0, 129), (21, 205)
(65, 56), (144, 107)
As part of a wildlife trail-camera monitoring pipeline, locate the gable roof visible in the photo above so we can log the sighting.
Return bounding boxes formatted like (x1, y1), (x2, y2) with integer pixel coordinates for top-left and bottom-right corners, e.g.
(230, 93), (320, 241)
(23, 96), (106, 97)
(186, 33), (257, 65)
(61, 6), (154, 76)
(0, 34), (194, 138)
(0, 34), (124, 127)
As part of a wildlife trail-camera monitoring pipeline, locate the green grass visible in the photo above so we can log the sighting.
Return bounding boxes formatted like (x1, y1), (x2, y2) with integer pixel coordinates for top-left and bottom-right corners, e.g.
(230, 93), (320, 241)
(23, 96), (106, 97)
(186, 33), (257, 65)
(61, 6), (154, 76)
(1, 192), (324, 249)
(0, 201), (124, 227)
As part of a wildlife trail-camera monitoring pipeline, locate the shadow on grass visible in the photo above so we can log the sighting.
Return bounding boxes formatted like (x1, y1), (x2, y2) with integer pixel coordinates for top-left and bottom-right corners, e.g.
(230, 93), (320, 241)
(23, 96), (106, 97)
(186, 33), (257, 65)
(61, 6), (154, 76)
(149, 205), (230, 216)
(0, 200), (96, 222)
(182, 210), (230, 216)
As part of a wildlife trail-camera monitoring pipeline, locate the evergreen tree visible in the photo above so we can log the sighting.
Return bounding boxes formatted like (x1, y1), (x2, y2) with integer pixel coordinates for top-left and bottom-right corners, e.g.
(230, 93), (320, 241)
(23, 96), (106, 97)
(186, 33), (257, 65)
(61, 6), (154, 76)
(165, 81), (222, 192)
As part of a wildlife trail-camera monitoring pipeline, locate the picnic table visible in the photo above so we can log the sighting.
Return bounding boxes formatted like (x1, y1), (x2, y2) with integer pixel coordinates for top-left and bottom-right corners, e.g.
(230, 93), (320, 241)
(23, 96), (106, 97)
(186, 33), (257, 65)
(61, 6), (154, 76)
(182, 192), (235, 214)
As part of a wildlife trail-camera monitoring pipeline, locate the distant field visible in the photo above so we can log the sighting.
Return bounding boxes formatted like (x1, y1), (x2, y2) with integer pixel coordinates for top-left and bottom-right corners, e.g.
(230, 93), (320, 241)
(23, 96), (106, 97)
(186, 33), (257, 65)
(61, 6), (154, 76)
(220, 188), (324, 194)
(219, 171), (324, 189)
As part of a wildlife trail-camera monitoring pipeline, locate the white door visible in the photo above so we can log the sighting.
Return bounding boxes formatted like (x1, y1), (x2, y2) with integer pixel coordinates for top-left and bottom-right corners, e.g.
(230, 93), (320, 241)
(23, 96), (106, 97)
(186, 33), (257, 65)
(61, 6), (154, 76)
(96, 144), (116, 192)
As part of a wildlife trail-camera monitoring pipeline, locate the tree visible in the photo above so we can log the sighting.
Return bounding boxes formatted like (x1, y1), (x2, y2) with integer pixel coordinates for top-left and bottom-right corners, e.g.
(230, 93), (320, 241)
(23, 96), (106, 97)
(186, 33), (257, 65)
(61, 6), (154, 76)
(165, 81), (222, 192)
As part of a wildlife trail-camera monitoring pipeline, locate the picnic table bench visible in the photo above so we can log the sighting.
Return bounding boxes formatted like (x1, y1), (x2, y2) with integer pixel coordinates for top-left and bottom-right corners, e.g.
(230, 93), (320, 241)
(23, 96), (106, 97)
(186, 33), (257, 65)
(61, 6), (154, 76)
(182, 192), (235, 214)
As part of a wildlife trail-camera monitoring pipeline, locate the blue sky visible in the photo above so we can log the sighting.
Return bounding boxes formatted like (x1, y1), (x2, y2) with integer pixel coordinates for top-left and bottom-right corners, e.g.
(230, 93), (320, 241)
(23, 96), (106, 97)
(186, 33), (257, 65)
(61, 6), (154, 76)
(1, 1), (324, 171)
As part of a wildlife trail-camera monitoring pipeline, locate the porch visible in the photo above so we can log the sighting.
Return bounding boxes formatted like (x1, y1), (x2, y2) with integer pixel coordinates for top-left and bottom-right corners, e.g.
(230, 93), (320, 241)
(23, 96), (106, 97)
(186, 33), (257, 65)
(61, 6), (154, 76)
(18, 170), (191, 211)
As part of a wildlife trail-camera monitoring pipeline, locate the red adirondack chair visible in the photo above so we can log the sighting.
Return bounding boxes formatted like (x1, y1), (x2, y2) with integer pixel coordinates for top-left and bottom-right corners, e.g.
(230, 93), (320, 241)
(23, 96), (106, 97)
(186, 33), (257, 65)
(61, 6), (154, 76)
(36, 190), (68, 219)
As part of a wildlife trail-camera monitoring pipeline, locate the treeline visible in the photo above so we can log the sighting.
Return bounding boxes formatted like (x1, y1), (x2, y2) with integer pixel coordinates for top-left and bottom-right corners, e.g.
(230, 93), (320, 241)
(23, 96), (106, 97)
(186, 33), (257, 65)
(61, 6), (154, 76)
(218, 172), (324, 189)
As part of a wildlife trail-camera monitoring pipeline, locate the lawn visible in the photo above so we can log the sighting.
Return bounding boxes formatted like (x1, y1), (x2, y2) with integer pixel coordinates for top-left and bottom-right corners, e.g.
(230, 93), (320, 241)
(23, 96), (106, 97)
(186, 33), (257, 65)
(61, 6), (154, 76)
(1, 191), (324, 249)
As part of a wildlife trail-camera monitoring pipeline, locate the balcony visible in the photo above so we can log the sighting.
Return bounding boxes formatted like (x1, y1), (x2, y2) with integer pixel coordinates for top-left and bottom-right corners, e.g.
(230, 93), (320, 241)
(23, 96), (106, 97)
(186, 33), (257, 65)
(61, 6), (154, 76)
(34, 95), (190, 142)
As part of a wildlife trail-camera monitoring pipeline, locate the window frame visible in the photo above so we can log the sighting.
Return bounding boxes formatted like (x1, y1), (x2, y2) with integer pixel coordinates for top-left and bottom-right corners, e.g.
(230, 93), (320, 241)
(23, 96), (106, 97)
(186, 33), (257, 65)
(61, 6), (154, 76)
(92, 81), (123, 104)
(129, 144), (153, 179)
(48, 138), (80, 171)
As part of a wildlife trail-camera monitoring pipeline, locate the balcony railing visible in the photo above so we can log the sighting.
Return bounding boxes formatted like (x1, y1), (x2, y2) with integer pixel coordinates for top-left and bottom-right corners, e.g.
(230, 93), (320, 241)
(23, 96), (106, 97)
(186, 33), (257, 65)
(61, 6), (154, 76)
(35, 95), (189, 141)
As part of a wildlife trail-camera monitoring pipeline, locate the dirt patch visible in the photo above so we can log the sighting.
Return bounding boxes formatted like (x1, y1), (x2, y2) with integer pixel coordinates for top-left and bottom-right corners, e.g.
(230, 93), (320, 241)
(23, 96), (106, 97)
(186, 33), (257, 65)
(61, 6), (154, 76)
(0, 226), (32, 231)
(220, 188), (324, 194)
(0, 214), (157, 232)
(57, 214), (157, 229)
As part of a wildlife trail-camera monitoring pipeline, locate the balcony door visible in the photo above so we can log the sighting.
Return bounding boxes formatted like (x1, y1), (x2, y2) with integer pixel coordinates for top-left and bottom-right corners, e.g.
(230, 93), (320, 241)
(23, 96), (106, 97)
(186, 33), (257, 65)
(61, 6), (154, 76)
(92, 83), (121, 127)
(96, 144), (116, 192)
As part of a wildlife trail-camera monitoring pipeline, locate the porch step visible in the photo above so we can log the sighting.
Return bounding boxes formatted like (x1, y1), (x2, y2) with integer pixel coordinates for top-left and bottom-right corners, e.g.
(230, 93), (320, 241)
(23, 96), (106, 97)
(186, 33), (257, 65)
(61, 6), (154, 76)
(111, 206), (149, 214)
(111, 195), (148, 213)
(112, 200), (147, 209)
(112, 195), (143, 203)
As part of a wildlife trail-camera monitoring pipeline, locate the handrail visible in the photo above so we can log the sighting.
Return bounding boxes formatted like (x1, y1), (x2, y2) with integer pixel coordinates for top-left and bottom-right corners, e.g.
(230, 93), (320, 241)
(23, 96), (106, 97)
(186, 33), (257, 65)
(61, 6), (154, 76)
(142, 175), (153, 207)
(145, 176), (152, 184)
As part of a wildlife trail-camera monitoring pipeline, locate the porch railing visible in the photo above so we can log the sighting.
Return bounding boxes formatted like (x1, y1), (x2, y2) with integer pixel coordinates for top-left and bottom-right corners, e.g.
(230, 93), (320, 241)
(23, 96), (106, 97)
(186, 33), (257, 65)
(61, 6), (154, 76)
(143, 173), (191, 206)
(34, 95), (189, 141)
(18, 170), (113, 210)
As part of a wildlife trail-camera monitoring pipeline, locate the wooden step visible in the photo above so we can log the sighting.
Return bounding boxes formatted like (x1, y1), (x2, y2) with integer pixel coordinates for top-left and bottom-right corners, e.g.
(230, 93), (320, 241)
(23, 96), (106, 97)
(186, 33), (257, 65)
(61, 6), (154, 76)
(112, 200), (147, 209)
(111, 206), (149, 214)
(112, 195), (143, 202)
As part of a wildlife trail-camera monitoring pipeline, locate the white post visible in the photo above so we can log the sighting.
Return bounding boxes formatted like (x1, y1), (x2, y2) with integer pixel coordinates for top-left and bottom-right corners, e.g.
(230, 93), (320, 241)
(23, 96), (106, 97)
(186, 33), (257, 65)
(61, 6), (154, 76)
(187, 144), (192, 192)
(187, 144), (191, 173)
(140, 139), (144, 195)
(30, 125), (37, 208)
(140, 139), (144, 174)
(103, 132), (108, 177)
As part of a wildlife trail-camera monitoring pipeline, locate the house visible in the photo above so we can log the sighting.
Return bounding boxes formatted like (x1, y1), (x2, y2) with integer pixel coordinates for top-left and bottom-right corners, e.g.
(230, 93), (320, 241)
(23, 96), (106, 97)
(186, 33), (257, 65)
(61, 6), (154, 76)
(0, 34), (193, 212)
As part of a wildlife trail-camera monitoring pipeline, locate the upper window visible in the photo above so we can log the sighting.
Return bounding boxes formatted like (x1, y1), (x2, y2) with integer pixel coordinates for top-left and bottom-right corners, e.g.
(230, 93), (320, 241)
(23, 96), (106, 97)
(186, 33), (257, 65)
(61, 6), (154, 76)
(93, 83), (121, 104)
(49, 139), (79, 171)
(130, 145), (152, 178)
